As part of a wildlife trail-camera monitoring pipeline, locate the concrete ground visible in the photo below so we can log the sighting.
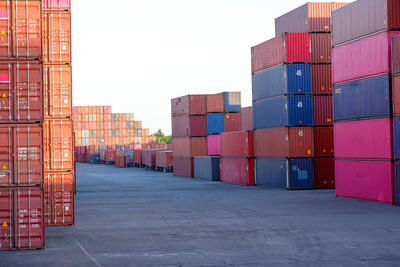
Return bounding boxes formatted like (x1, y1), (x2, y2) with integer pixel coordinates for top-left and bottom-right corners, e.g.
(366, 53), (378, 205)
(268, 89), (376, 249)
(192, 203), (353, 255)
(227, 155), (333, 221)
(2, 163), (400, 267)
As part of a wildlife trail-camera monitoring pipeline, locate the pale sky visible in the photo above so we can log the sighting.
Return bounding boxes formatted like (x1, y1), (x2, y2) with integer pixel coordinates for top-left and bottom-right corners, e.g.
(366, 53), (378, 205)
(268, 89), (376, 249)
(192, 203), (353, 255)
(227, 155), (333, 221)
(72, 0), (350, 135)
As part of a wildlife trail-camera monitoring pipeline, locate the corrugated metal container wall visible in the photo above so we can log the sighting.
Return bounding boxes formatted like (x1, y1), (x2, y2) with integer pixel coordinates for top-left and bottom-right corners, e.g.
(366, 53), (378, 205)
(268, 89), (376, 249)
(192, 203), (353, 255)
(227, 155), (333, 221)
(240, 107), (253, 131)
(133, 150), (142, 165)
(332, 0), (400, 46)
(155, 151), (172, 168)
(334, 118), (393, 160)
(172, 137), (207, 158)
(396, 162), (400, 205)
(42, 0), (71, 10)
(314, 127), (334, 157)
(393, 35), (400, 75)
(224, 113), (241, 132)
(142, 150), (153, 167)
(310, 33), (332, 64)
(312, 65), (332, 95)
(171, 95), (206, 117)
(0, 187), (45, 250)
(207, 113), (225, 134)
(313, 95), (333, 126)
(172, 116), (207, 137)
(220, 158), (255, 186)
(206, 94), (224, 113)
(194, 156), (220, 181)
(220, 131), (253, 158)
(393, 117), (400, 160)
(173, 158), (194, 178)
(252, 64), (312, 101)
(223, 92), (241, 113)
(287, 158), (314, 190)
(336, 160), (394, 204)
(332, 32), (400, 84)
(393, 76), (400, 116)
(334, 75), (392, 121)
(43, 12), (71, 64)
(207, 135), (220, 156)
(255, 158), (287, 188)
(314, 158), (335, 189)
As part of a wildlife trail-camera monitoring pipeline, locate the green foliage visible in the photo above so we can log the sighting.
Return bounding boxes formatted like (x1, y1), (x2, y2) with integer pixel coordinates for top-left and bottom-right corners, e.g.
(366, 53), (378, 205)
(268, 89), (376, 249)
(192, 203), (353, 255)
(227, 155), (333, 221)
(152, 129), (172, 144)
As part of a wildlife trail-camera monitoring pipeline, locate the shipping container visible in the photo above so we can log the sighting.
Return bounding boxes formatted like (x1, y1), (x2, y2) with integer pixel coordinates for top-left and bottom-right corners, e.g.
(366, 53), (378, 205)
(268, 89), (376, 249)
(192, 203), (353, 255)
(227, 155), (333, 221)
(42, 0), (71, 11)
(105, 150), (115, 163)
(255, 158), (287, 188)
(206, 94), (224, 113)
(43, 12), (71, 64)
(253, 95), (313, 129)
(220, 158), (255, 186)
(240, 107), (253, 131)
(194, 156), (220, 181)
(334, 75), (392, 121)
(171, 95), (206, 117)
(313, 95), (333, 126)
(392, 75), (400, 116)
(173, 157), (193, 178)
(332, 0), (400, 46)
(393, 116), (400, 160)
(334, 118), (393, 160)
(336, 160), (394, 204)
(332, 32), (400, 84)
(314, 127), (334, 157)
(133, 149), (142, 165)
(207, 113), (225, 134)
(393, 35), (400, 75)
(172, 137), (207, 158)
(220, 131), (254, 158)
(172, 116), (207, 137)
(287, 158), (314, 190)
(252, 64), (312, 102)
(310, 33), (332, 64)
(314, 158), (335, 189)
(224, 113), (241, 132)
(0, 187), (45, 250)
(207, 134), (220, 156)
(254, 127), (314, 158)
(0, 62), (43, 123)
(156, 150), (173, 168)
(395, 161), (400, 205)
(0, 124), (43, 186)
(223, 92), (241, 113)
(312, 65), (332, 95)
(89, 154), (100, 164)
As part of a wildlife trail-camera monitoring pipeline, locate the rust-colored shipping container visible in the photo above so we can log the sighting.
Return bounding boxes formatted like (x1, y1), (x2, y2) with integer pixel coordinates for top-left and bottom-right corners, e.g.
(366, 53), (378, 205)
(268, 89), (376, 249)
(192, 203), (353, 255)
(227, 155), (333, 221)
(314, 158), (335, 189)
(133, 149), (142, 165)
(43, 65), (72, 118)
(156, 151), (173, 168)
(393, 75), (400, 116)
(393, 35), (400, 76)
(240, 107), (253, 131)
(172, 137), (207, 158)
(206, 94), (224, 113)
(43, 11), (71, 64)
(115, 151), (125, 168)
(224, 113), (241, 132)
(312, 65), (332, 95)
(173, 157), (193, 178)
(44, 171), (74, 226)
(254, 127), (314, 158)
(220, 131), (254, 158)
(0, 62), (43, 123)
(313, 95), (333, 126)
(172, 115), (207, 137)
(0, 124), (43, 186)
(0, 187), (45, 250)
(220, 158), (255, 186)
(314, 127), (334, 157)
(171, 95), (206, 117)
(310, 33), (331, 64)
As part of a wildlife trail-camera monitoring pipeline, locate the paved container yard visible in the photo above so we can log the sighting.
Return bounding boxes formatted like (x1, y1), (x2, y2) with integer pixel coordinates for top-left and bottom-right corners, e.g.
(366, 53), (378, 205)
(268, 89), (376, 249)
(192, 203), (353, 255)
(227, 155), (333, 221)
(2, 163), (400, 266)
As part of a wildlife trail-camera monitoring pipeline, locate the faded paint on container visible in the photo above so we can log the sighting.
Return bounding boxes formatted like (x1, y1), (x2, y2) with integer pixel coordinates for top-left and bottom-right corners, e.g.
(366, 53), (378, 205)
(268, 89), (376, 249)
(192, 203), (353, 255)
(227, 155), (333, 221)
(240, 107), (253, 131)
(206, 94), (224, 113)
(207, 113), (225, 134)
(392, 76), (400, 116)
(171, 95), (206, 117)
(172, 137), (207, 158)
(42, 0), (71, 10)
(313, 95), (333, 126)
(223, 92), (241, 112)
(43, 12), (71, 64)
(314, 127), (334, 157)
(207, 134), (220, 156)
(224, 113), (241, 132)
(393, 35), (400, 75)
(194, 156), (220, 181)
(172, 116), (207, 137)
(314, 158), (335, 189)
(312, 65), (332, 95)
(255, 158), (287, 188)
(220, 158), (255, 186)
(287, 158), (314, 190)
(334, 118), (393, 160)
(156, 151), (173, 168)
(173, 157), (193, 178)
(336, 160), (394, 204)
(220, 131), (253, 158)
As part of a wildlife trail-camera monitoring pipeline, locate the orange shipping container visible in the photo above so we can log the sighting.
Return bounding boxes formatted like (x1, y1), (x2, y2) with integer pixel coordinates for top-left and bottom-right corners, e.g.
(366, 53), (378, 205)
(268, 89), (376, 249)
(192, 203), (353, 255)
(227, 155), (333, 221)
(43, 12), (71, 64)
(206, 94), (224, 113)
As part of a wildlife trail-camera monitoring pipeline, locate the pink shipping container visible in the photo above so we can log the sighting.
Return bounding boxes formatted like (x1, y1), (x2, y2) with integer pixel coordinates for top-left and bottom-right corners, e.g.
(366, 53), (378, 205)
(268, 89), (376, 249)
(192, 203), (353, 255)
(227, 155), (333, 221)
(332, 32), (400, 84)
(173, 158), (193, 178)
(103, 106), (112, 114)
(207, 135), (220, 156)
(220, 131), (254, 158)
(73, 106), (81, 114)
(334, 118), (393, 160)
(172, 137), (207, 158)
(224, 113), (241, 132)
(171, 95), (206, 117)
(133, 144), (143, 150)
(42, 0), (71, 10)
(220, 158), (255, 186)
(336, 160), (394, 204)
(172, 116), (207, 137)
(240, 107), (253, 131)
(313, 95), (333, 126)
(156, 151), (173, 168)
(393, 35), (400, 76)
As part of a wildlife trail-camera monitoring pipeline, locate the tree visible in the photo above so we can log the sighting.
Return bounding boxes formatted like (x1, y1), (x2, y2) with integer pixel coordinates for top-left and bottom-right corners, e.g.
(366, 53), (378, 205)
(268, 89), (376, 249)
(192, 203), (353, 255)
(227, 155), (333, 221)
(152, 129), (172, 144)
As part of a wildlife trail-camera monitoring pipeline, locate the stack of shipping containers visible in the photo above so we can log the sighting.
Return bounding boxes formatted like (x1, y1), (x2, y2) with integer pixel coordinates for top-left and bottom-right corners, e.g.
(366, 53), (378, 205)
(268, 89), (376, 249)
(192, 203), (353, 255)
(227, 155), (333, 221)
(0, 0), (45, 250)
(394, 36), (400, 205)
(332, 0), (400, 204)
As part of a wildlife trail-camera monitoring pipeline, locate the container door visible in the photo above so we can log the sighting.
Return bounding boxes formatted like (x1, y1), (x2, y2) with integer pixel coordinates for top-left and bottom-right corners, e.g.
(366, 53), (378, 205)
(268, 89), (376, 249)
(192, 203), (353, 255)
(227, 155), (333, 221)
(0, 64), (12, 121)
(0, 1), (12, 58)
(0, 126), (12, 185)
(53, 172), (74, 225)
(43, 12), (71, 63)
(0, 189), (13, 250)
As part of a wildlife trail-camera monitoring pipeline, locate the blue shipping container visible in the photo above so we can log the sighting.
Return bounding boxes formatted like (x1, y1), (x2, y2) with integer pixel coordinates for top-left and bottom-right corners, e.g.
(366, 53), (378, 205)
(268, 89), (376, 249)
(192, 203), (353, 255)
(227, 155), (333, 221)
(287, 158), (314, 190)
(194, 156), (220, 181)
(124, 150), (133, 162)
(90, 154), (100, 164)
(255, 158), (287, 188)
(253, 95), (313, 129)
(207, 113), (225, 134)
(224, 92), (241, 113)
(393, 117), (400, 160)
(395, 161), (400, 205)
(252, 64), (312, 102)
(334, 75), (392, 122)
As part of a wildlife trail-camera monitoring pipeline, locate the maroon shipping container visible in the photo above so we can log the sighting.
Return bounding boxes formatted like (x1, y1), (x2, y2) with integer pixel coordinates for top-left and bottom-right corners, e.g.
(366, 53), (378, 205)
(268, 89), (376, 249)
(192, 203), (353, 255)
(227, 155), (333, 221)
(0, 124), (43, 186)
(172, 137), (207, 158)
(172, 116), (207, 137)
(220, 158), (255, 186)
(173, 157), (193, 178)
(314, 158), (335, 189)
(115, 151), (124, 168)
(220, 131), (254, 158)
(156, 151), (173, 168)
(0, 187), (45, 250)
(105, 151), (115, 162)
(310, 33), (332, 64)
(332, 0), (400, 46)
(393, 35), (400, 76)
(224, 113), (241, 132)
(312, 65), (332, 95)
(206, 94), (224, 113)
(314, 127), (334, 157)
(171, 95), (206, 117)
(254, 127), (314, 158)
(133, 149), (142, 165)
(0, 62), (43, 122)
(393, 75), (400, 116)
(240, 107), (253, 131)
(143, 150), (158, 167)
(313, 95), (333, 126)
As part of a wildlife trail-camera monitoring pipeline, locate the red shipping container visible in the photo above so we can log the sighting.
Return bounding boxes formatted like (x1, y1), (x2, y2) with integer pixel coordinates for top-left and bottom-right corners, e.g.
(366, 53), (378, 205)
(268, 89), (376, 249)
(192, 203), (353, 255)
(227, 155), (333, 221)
(43, 12), (71, 64)
(0, 187), (45, 250)
(42, 0), (71, 11)
(220, 158), (255, 186)
(156, 151), (173, 168)
(224, 113), (241, 132)
(133, 150), (142, 165)
(0, 62), (43, 122)
(0, 124), (43, 186)
(206, 94), (224, 113)
(313, 95), (333, 126)
(115, 151), (124, 168)
(172, 137), (207, 158)
(254, 127), (314, 158)
(105, 151), (115, 162)
(44, 171), (74, 226)
(220, 131), (254, 158)
(171, 95), (206, 117)
(251, 33), (311, 74)
(172, 116), (207, 137)
(393, 35), (400, 76)
(393, 75), (400, 116)
(312, 65), (332, 95)
(314, 158), (335, 189)
(314, 127), (334, 157)
(173, 157), (193, 178)
(240, 107), (253, 131)
(142, 150), (157, 167)
(310, 33), (332, 64)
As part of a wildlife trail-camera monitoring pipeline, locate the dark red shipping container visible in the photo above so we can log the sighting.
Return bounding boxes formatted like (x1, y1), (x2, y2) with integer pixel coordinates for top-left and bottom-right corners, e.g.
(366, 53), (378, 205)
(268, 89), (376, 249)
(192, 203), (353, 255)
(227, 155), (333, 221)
(312, 65), (332, 95)
(143, 150), (158, 167)
(206, 94), (224, 113)
(156, 151), (173, 168)
(172, 116), (207, 137)
(171, 95), (206, 117)
(0, 124), (43, 186)
(310, 33), (331, 64)
(393, 35), (400, 76)
(393, 75), (400, 116)
(133, 149), (142, 165)
(314, 127), (334, 158)
(115, 151), (124, 168)
(172, 137), (207, 158)
(313, 95), (333, 126)
(240, 107), (253, 131)
(0, 187), (44, 250)
(220, 131), (254, 158)
(173, 157), (193, 178)
(314, 158), (335, 189)
(105, 151), (115, 162)
(220, 158), (255, 186)
(224, 113), (241, 132)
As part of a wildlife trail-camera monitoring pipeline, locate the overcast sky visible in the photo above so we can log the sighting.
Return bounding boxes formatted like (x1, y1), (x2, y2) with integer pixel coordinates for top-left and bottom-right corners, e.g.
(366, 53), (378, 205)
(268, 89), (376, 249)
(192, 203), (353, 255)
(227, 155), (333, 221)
(71, 0), (350, 135)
